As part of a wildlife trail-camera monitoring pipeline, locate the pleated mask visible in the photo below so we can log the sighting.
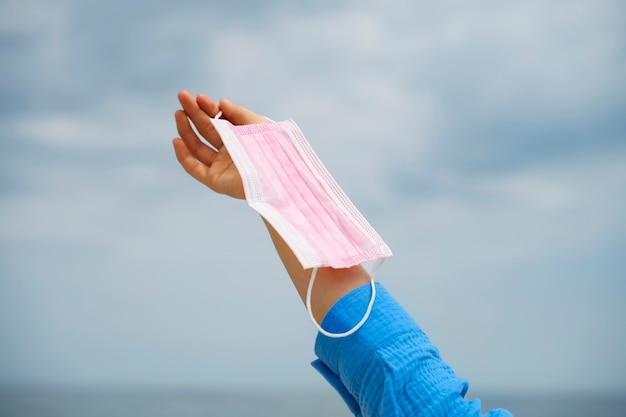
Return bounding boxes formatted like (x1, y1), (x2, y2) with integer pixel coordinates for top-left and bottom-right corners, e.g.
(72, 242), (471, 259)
(210, 115), (392, 337)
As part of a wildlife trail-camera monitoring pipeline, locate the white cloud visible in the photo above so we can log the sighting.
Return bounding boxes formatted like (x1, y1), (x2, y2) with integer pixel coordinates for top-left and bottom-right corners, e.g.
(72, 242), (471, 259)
(11, 96), (174, 149)
(386, 147), (626, 279)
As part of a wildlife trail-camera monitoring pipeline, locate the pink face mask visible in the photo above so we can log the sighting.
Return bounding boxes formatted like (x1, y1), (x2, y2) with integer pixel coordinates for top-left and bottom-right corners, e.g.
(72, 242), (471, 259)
(210, 115), (392, 337)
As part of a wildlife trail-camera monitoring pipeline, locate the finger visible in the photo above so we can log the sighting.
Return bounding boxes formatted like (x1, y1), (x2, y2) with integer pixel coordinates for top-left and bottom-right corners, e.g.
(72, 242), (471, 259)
(172, 138), (213, 189)
(219, 98), (269, 126)
(178, 90), (223, 149)
(196, 93), (224, 149)
(175, 109), (217, 167)
(196, 93), (221, 117)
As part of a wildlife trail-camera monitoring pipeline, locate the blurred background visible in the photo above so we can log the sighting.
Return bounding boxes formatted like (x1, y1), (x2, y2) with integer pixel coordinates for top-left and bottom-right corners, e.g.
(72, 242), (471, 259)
(1, 0), (625, 415)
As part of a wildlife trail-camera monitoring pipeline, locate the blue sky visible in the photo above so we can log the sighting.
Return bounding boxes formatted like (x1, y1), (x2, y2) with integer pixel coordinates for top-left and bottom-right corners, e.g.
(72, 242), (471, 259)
(1, 0), (625, 394)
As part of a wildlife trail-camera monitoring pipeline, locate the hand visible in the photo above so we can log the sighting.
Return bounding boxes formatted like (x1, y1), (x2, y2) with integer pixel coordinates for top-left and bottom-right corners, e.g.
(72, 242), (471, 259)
(172, 91), (268, 199)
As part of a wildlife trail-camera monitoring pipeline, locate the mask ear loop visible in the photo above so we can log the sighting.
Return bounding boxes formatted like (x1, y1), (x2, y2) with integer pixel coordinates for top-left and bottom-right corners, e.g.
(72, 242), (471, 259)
(306, 259), (384, 338)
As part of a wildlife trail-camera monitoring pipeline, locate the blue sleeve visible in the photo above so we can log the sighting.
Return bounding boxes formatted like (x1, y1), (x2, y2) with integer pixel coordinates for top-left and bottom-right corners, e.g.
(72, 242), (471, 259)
(311, 283), (513, 417)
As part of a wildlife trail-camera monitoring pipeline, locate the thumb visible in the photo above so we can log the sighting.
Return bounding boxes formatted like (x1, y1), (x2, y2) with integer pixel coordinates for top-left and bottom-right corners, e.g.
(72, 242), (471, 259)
(219, 98), (269, 126)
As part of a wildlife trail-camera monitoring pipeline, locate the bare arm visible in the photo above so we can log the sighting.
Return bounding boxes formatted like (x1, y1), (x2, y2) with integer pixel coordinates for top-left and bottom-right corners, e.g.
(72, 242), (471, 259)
(172, 91), (369, 322)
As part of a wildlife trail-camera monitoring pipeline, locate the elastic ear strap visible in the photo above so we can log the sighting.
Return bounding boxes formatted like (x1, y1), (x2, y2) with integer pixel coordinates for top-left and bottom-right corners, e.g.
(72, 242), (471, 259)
(306, 260), (384, 338)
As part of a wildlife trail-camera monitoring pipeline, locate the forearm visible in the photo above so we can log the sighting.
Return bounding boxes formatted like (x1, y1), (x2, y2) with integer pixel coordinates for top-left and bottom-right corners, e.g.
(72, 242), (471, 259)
(261, 217), (370, 323)
(173, 91), (374, 323)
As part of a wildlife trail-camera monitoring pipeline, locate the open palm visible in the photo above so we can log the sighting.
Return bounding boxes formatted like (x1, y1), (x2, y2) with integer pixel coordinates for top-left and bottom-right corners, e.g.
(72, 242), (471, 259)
(172, 91), (268, 199)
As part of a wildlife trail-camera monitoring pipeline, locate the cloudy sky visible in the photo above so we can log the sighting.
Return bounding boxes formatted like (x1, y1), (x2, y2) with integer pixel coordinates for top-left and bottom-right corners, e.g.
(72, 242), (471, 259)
(1, 0), (625, 395)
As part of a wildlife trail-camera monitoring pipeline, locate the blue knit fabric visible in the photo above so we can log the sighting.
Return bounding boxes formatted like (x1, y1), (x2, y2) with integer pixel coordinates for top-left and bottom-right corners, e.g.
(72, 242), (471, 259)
(312, 283), (513, 417)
